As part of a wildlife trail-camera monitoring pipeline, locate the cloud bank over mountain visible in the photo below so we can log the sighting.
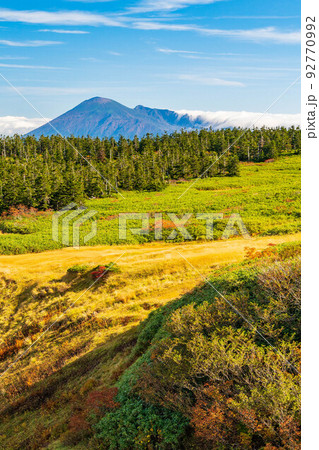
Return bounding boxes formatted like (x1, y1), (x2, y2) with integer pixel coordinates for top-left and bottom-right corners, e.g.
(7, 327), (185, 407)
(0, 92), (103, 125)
(176, 109), (301, 129)
(0, 116), (50, 136)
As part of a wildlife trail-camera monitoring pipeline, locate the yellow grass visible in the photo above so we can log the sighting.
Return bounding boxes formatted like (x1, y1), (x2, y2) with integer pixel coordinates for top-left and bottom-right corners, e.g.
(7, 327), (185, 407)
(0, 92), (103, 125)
(0, 233), (300, 280)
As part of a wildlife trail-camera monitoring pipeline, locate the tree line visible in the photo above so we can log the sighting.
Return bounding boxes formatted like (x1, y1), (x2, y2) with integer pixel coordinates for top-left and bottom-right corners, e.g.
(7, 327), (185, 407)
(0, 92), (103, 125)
(0, 127), (300, 212)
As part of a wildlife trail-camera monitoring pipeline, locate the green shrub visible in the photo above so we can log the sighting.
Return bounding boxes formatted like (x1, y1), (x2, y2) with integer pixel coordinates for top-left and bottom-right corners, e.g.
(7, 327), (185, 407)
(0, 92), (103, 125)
(0, 221), (37, 235)
(95, 397), (189, 449)
(67, 264), (90, 274)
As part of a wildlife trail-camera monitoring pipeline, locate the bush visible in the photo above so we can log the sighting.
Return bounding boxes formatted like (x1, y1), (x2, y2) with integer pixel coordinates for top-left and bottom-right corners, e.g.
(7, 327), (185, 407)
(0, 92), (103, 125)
(0, 221), (37, 234)
(67, 264), (90, 274)
(91, 263), (121, 280)
(95, 397), (189, 449)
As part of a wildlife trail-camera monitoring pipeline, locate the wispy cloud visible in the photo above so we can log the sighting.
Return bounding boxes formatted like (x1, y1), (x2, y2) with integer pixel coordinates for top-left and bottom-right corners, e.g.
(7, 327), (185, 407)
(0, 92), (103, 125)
(0, 63), (67, 69)
(134, 22), (300, 43)
(157, 47), (203, 54)
(176, 109), (301, 129)
(0, 39), (62, 47)
(128, 0), (221, 13)
(0, 116), (50, 136)
(213, 16), (300, 20)
(158, 48), (216, 60)
(179, 74), (245, 87)
(80, 52), (121, 62)
(108, 51), (122, 56)
(39, 28), (89, 34)
(200, 26), (301, 44)
(0, 8), (300, 45)
(80, 57), (104, 62)
(66, 0), (115, 3)
(0, 8), (123, 27)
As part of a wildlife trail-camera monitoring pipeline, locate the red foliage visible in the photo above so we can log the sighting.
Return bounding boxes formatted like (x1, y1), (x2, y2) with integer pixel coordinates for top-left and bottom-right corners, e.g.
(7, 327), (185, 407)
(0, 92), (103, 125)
(85, 387), (120, 414)
(190, 383), (237, 446)
(1, 205), (51, 219)
(91, 266), (107, 280)
(244, 245), (277, 260)
(65, 387), (120, 445)
(279, 416), (301, 450)
(69, 412), (90, 432)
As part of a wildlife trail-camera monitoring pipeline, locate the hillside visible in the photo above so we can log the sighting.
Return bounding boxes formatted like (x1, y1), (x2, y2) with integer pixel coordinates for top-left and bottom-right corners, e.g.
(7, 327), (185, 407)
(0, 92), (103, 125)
(0, 237), (300, 448)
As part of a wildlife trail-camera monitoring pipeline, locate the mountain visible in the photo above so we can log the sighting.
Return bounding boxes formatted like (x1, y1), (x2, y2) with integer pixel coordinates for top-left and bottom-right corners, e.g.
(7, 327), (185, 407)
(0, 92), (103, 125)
(28, 97), (301, 139)
(28, 97), (197, 139)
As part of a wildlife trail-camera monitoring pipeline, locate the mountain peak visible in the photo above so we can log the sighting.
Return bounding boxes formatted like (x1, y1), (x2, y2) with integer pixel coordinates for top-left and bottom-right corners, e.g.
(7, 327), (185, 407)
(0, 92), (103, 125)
(83, 97), (116, 104)
(28, 98), (197, 139)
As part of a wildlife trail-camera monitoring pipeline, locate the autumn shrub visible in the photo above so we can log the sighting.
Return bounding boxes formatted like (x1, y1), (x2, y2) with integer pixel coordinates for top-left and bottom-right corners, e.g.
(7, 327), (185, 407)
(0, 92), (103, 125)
(94, 252), (300, 449)
(91, 262), (121, 280)
(67, 264), (90, 274)
(63, 387), (120, 446)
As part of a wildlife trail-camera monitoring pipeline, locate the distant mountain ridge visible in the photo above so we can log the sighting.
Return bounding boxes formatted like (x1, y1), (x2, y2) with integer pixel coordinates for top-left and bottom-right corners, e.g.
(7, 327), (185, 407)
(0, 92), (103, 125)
(28, 97), (197, 139)
(28, 97), (301, 139)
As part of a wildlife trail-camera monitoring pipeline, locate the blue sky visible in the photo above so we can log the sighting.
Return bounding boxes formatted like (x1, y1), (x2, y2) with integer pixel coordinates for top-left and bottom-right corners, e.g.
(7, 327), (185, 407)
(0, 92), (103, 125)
(0, 0), (300, 120)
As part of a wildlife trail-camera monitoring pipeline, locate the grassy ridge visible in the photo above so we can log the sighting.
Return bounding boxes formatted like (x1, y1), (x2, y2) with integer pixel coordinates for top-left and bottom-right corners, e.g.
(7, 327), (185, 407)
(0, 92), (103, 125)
(0, 156), (300, 255)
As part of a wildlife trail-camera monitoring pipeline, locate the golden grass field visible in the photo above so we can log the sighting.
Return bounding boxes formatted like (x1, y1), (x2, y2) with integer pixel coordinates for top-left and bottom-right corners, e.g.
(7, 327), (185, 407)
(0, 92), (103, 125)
(0, 232), (300, 280)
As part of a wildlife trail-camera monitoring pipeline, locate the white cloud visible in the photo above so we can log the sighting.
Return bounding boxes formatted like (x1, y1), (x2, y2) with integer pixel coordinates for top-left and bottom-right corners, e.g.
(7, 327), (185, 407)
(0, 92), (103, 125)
(128, 0), (221, 13)
(0, 63), (67, 69)
(200, 26), (301, 44)
(0, 39), (62, 47)
(134, 22), (300, 43)
(157, 47), (202, 54)
(0, 8), (300, 45)
(80, 56), (103, 62)
(0, 8), (123, 26)
(177, 109), (301, 129)
(133, 21), (194, 31)
(214, 16), (300, 20)
(0, 116), (50, 136)
(108, 51), (122, 56)
(66, 0), (115, 2)
(179, 74), (244, 87)
(39, 28), (89, 34)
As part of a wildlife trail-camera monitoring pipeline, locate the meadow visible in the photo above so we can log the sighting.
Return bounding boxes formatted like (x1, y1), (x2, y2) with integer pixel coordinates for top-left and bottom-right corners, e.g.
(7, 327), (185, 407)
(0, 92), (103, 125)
(0, 155), (301, 255)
